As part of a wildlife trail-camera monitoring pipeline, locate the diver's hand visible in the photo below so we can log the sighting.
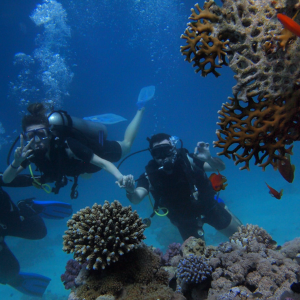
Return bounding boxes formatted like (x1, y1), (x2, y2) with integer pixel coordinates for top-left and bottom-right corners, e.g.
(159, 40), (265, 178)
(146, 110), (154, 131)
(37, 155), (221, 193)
(14, 135), (34, 164)
(116, 174), (135, 192)
(194, 142), (212, 162)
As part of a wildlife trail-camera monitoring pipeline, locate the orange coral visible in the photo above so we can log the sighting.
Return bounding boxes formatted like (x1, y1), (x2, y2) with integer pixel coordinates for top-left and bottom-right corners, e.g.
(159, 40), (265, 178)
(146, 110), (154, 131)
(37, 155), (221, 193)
(180, 1), (228, 77)
(213, 90), (300, 170)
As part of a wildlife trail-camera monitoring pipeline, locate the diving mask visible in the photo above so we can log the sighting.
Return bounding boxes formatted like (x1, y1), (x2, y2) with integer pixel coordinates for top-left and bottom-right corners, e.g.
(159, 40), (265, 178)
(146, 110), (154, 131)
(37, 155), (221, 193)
(24, 128), (49, 142)
(150, 144), (174, 159)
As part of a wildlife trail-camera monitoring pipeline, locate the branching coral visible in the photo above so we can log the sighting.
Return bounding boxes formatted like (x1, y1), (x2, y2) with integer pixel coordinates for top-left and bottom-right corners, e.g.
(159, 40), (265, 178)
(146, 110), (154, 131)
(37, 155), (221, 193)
(62, 200), (146, 270)
(181, 0), (300, 102)
(181, 0), (300, 171)
(213, 90), (300, 170)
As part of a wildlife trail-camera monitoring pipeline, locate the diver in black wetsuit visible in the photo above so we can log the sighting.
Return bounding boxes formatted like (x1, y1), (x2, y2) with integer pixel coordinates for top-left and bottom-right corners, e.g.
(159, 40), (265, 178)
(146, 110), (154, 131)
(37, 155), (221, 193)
(122, 133), (242, 241)
(3, 102), (146, 198)
(0, 174), (49, 296)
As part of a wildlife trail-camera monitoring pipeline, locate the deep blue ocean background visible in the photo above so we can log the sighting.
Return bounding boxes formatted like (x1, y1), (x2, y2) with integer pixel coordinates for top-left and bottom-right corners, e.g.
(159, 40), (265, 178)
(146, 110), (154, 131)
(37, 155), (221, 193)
(0, 0), (299, 298)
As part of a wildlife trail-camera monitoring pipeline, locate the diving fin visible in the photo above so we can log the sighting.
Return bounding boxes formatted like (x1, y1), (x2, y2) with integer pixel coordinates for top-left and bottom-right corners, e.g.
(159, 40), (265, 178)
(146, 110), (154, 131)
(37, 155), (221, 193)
(9, 272), (51, 297)
(32, 200), (73, 219)
(136, 85), (155, 109)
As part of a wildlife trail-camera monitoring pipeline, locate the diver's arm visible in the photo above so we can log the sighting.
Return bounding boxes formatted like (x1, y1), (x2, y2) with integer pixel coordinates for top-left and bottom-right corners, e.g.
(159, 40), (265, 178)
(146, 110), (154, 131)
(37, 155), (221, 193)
(193, 141), (225, 172)
(90, 154), (124, 181)
(2, 164), (25, 183)
(203, 157), (225, 172)
(126, 187), (148, 205)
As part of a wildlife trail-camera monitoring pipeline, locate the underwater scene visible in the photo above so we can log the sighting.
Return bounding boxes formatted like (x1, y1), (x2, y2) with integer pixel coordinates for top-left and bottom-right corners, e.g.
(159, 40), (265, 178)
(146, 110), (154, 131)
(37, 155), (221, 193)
(1, 0), (300, 299)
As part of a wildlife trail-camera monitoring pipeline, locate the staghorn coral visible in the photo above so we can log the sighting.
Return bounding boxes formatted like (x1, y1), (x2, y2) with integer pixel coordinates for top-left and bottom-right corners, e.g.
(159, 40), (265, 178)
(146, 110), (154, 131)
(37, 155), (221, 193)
(214, 90), (300, 170)
(62, 200), (146, 270)
(230, 224), (277, 250)
(181, 0), (300, 102)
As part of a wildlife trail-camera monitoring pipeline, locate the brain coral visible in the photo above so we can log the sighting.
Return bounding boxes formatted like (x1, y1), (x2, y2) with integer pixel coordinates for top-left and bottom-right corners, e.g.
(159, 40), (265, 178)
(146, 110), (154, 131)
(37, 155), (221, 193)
(181, 0), (300, 102)
(62, 200), (146, 270)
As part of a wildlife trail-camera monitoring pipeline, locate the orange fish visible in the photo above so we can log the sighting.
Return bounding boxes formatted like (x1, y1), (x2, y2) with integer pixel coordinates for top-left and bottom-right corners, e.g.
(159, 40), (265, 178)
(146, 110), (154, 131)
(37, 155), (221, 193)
(209, 170), (228, 192)
(265, 182), (283, 200)
(277, 13), (300, 37)
(277, 154), (295, 183)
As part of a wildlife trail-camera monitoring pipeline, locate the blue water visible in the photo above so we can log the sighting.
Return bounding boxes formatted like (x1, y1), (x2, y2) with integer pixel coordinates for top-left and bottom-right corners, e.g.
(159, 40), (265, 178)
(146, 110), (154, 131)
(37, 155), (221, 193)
(0, 0), (299, 299)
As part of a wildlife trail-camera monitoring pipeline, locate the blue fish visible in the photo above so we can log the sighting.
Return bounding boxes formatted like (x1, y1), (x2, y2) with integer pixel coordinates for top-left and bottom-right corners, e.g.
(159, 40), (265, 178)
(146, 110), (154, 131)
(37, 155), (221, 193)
(83, 113), (127, 125)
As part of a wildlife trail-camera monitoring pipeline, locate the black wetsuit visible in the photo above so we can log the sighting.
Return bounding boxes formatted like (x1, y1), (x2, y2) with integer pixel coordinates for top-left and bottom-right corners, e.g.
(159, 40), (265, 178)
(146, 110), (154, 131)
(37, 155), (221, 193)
(21, 136), (122, 186)
(0, 175), (47, 285)
(137, 150), (232, 240)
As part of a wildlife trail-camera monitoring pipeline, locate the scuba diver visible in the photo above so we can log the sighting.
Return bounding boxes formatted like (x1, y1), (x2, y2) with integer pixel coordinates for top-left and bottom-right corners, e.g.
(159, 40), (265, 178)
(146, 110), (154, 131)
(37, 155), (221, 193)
(0, 173), (72, 297)
(122, 133), (242, 241)
(3, 101), (147, 198)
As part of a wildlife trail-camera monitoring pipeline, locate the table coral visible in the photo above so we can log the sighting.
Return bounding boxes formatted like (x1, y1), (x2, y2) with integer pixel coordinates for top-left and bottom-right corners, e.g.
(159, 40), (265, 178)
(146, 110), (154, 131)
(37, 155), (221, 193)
(62, 200), (146, 270)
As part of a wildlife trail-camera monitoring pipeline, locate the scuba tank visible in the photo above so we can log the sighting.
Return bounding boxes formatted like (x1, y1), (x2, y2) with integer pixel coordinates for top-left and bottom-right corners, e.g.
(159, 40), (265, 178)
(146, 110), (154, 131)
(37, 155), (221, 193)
(48, 111), (107, 142)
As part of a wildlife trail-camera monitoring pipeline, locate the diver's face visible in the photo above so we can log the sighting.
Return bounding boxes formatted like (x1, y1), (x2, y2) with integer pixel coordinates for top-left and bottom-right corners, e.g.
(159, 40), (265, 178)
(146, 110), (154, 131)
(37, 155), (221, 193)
(151, 139), (174, 166)
(24, 124), (50, 151)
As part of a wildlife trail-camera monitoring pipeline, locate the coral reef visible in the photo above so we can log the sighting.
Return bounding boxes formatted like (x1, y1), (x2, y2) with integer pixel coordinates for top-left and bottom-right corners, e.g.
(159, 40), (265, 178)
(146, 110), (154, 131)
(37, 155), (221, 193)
(180, 0), (300, 102)
(73, 244), (177, 300)
(177, 225), (300, 299)
(162, 243), (182, 266)
(281, 237), (300, 262)
(177, 254), (212, 291)
(208, 240), (300, 299)
(181, 236), (206, 258)
(181, 0), (300, 171)
(65, 223), (300, 299)
(214, 90), (300, 170)
(230, 224), (277, 250)
(61, 259), (87, 290)
(62, 200), (146, 270)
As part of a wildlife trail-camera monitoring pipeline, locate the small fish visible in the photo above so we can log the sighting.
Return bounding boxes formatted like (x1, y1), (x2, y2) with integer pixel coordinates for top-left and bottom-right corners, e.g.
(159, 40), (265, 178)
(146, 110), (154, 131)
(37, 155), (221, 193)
(277, 154), (295, 183)
(277, 13), (300, 37)
(265, 182), (283, 200)
(83, 113), (127, 125)
(209, 170), (228, 192)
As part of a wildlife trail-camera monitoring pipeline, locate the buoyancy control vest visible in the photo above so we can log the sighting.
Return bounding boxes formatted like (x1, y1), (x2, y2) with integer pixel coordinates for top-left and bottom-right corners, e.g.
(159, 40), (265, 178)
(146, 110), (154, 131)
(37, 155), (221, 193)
(32, 111), (108, 198)
(145, 148), (216, 219)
